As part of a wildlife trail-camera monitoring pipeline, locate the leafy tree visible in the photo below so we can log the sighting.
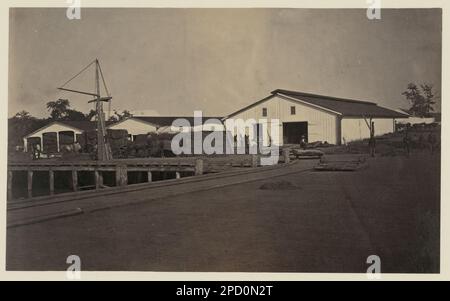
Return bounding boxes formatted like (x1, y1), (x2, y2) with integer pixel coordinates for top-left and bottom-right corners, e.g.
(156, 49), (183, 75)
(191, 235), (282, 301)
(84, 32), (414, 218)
(85, 109), (97, 121)
(8, 111), (46, 151)
(402, 83), (437, 117)
(46, 98), (94, 121)
(46, 98), (70, 120)
(64, 109), (89, 121)
(421, 84), (436, 115)
(109, 110), (133, 122)
(14, 110), (33, 120)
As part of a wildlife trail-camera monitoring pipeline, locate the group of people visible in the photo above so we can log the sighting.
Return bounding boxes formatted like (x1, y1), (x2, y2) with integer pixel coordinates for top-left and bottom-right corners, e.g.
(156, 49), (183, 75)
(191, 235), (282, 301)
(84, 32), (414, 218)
(29, 141), (83, 160)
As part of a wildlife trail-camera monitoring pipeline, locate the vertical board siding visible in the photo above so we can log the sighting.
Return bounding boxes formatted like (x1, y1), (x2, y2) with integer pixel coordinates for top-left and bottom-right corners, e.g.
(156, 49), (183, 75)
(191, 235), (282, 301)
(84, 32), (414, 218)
(226, 96), (338, 145)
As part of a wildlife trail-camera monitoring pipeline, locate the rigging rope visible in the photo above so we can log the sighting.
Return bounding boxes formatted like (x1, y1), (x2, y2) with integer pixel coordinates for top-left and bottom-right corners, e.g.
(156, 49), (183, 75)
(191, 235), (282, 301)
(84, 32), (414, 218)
(57, 58), (112, 120)
(59, 59), (96, 88)
(97, 61), (110, 97)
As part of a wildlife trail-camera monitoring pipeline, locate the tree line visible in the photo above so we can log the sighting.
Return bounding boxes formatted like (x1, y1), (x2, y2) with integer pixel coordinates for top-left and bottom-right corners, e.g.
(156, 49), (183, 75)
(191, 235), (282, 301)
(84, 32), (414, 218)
(8, 82), (439, 150)
(401, 83), (439, 118)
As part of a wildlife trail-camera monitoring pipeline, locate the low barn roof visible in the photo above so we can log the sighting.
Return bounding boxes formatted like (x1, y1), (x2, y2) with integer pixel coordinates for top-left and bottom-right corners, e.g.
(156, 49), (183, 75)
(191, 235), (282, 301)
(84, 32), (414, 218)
(24, 120), (114, 139)
(226, 89), (409, 119)
(56, 120), (98, 131)
(130, 116), (223, 127)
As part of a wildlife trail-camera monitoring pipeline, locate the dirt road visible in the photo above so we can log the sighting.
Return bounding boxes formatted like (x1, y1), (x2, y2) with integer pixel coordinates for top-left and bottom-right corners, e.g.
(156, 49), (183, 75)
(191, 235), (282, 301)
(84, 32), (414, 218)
(7, 153), (440, 273)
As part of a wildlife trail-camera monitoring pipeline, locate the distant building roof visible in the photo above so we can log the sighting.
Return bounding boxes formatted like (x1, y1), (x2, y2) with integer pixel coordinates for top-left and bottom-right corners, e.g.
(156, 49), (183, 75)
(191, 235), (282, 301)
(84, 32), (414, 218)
(130, 116), (223, 127)
(56, 120), (97, 131)
(226, 89), (409, 119)
(23, 120), (114, 139)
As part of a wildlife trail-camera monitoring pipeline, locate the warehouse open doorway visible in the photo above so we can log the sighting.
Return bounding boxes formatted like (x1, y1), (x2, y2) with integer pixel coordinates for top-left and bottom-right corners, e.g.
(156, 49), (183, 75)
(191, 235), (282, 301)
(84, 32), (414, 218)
(283, 122), (308, 144)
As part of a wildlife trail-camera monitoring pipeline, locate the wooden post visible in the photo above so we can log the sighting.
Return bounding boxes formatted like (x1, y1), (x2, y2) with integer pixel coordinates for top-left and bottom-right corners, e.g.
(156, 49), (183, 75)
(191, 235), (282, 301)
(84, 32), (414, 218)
(122, 166), (128, 186)
(283, 148), (290, 164)
(27, 170), (33, 198)
(195, 159), (204, 175)
(72, 169), (78, 191)
(115, 165), (127, 186)
(115, 165), (121, 186)
(99, 170), (104, 187)
(336, 116), (342, 145)
(147, 170), (152, 182)
(7, 171), (13, 200)
(49, 169), (54, 195)
(175, 171), (181, 179)
(56, 132), (60, 153)
(95, 169), (100, 189)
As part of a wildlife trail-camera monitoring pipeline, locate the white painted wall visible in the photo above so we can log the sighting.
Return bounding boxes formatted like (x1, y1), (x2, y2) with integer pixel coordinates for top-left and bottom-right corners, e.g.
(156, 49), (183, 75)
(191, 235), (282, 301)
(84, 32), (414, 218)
(225, 95), (339, 145)
(341, 118), (395, 144)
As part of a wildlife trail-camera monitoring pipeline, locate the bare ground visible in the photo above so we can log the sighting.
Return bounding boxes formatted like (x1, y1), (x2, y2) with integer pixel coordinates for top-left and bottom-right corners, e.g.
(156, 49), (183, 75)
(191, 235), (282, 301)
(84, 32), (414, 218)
(6, 152), (440, 273)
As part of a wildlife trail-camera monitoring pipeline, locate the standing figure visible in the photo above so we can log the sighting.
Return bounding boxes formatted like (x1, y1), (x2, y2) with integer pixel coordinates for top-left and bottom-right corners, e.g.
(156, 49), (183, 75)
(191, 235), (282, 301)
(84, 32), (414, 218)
(368, 121), (376, 157)
(32, 143), (41, 160)
(403, 131), (411, 157)
(299, 135), (307, 150)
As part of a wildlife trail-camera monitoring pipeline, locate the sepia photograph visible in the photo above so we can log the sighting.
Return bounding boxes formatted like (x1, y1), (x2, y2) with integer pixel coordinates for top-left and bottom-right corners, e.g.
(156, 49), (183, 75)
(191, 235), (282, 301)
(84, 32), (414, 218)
(4, 4), (443, 276)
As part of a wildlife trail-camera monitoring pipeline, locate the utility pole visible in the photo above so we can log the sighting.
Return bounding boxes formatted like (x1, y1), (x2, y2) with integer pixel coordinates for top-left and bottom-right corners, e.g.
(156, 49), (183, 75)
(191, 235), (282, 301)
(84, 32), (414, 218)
(95, 59), (112, 161)
(58, 58), (113, 161)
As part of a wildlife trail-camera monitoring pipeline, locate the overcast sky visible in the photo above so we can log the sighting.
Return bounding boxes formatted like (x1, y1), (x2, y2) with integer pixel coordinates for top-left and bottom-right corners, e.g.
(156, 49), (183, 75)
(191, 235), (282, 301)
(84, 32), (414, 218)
(9, 8), (441, 118)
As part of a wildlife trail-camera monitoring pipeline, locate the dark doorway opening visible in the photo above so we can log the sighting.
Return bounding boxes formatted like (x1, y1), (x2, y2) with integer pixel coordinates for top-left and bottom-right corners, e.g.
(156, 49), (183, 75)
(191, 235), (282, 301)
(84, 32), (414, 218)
(42, 132), (58, 154)
(283, 122), (308, 144)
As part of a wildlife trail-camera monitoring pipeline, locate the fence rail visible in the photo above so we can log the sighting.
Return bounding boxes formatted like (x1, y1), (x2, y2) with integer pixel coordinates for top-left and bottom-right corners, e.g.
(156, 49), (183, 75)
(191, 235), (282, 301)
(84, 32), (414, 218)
(7, 155), (259, 200)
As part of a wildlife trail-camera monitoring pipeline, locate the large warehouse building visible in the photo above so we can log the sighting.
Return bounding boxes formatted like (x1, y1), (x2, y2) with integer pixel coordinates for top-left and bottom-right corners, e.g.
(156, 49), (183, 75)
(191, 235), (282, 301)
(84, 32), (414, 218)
(224, 89), (408, 145)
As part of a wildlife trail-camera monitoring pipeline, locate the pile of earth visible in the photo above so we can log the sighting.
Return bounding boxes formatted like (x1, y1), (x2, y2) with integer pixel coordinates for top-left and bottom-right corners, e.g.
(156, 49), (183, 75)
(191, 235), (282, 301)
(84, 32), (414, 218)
(259, 180), (300, 190)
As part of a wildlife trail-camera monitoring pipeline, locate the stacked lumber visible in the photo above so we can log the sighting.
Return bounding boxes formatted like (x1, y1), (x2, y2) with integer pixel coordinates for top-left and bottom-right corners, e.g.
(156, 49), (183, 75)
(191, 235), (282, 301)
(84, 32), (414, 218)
(291, 148), (324, 159)
(314, 155), (367, 171)
(107, 129), (129, 158)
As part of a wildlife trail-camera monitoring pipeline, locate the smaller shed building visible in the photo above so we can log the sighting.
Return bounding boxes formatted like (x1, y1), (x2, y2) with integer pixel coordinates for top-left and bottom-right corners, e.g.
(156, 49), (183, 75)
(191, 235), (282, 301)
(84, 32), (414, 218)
(23, 120), (99, 153)
(107, 116), (224, 140)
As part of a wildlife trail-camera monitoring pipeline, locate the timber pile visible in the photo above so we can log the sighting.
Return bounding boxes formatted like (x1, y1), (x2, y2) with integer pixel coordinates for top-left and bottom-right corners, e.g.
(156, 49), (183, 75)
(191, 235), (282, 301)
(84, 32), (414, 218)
(314, 155), (367, 171)
(78, 130), (98, 154)
(128, 133), (175, 158)
(291, 148), (324, 159)
(107, 129), (129, 158)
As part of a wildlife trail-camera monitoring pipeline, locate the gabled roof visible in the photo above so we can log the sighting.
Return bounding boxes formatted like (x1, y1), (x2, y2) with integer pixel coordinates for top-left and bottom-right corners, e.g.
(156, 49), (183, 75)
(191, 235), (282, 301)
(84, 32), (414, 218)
(24, 120), (114, 138)
(275, 89), (408, 118)
(117, 116), (223, 128)
(226, 89), (409, 119)
(56, 120), (98, 131)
